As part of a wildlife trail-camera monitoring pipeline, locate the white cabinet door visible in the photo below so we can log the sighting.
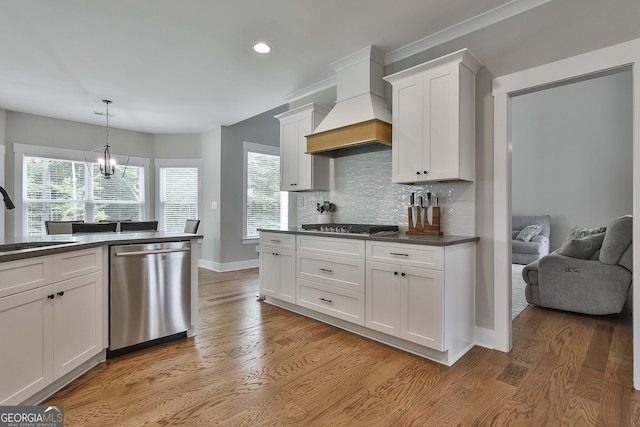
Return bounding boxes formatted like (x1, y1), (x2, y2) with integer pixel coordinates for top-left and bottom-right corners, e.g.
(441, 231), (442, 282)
(279, 116), (298, 190)
(259, 250), (280, 299)
(365, 261), (401, 336)
(52, 272), (103, 379)
(401, 265), (444, 351)
(0, 285), (54, 405)
(391, 74), (425, 183)
(295, 114), (313, 190)
(276, 103), (330, 192)
(277, 249), (296, 303)
(424, 68), (460, 181)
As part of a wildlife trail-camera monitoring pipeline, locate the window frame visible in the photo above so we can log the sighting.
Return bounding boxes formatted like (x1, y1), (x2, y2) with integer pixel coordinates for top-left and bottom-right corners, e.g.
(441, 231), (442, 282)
(14, 143), (151, 235)
(155, 158), (202, 232)
(242, 141), (286, 244)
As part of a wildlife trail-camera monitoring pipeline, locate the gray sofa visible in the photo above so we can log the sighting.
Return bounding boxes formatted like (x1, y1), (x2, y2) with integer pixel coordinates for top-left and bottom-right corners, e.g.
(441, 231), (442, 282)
(522, 215), (632, 315)
(512, 215), (551, 265)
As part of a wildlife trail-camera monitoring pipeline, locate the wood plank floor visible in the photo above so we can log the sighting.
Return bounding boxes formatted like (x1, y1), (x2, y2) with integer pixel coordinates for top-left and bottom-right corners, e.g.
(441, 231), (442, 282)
(45, 268), (640, 426)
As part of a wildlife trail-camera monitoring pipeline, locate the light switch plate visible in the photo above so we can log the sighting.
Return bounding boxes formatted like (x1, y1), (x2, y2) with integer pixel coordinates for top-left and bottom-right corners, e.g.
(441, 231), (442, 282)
(211, 202), (218, 209)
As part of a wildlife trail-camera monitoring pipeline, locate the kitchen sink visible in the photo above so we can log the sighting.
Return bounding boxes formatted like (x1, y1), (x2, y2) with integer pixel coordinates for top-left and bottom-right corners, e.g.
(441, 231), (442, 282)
(0, 241), (75, 253)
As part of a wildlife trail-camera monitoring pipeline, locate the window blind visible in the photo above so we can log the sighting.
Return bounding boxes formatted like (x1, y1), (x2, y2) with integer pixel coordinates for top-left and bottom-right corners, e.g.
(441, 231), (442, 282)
(160, 167), (198, 232)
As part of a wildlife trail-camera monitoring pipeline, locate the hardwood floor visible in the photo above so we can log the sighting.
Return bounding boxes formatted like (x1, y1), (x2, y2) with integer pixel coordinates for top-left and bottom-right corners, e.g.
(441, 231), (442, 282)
(45, 268), (639, 426)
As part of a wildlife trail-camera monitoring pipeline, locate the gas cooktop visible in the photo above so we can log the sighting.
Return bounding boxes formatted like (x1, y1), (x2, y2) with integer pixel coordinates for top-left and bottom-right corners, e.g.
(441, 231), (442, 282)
(301, 223), (399, 235)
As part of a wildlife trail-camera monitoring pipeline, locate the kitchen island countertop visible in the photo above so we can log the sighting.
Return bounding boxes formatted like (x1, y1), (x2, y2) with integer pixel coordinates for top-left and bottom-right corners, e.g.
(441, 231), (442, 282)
(0, 231), (203, 263)
(258, 227), (478, 246)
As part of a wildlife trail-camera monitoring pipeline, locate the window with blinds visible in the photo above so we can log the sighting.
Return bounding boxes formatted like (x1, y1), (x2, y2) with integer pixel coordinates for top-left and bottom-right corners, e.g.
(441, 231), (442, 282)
(244, 143), (287, 240)
(159, 167), (198, 232)
(24, 155), (144, 236)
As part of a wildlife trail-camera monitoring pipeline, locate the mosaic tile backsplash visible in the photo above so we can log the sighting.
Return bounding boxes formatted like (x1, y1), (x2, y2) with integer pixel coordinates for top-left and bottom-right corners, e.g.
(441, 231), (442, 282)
(297, 149), (476, 236)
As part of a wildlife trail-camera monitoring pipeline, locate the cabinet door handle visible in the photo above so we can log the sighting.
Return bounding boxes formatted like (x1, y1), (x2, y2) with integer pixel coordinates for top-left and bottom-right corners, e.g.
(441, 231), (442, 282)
(47, 294), (55, 300)
(394, 271), (399, 275)
(57, 291), (65, 297)
(401, 273), (406, 277)
(416, 171), (421, 175)
(319, 268), (332, 273)
(272, 252), (279, 256)
(423, 171), (428, 175)
(270, 239), (281, 243)
(389, 252), (409, 257)
(319, 297), (332, 303)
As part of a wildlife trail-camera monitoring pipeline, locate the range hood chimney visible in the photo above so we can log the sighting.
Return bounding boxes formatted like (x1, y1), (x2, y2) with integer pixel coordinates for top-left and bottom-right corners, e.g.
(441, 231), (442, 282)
(306, 46), (392, 156)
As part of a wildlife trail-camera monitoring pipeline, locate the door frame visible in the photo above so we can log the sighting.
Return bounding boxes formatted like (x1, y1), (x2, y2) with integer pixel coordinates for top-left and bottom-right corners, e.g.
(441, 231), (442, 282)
(492, 38), (640, 389)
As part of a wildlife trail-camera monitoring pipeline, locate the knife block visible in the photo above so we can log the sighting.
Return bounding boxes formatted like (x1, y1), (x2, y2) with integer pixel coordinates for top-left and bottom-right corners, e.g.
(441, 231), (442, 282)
(407, 206), (442, 236)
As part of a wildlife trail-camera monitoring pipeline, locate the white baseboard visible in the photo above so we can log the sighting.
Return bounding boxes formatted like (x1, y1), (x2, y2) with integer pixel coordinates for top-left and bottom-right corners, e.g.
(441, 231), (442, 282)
(198, 258), (259, 272)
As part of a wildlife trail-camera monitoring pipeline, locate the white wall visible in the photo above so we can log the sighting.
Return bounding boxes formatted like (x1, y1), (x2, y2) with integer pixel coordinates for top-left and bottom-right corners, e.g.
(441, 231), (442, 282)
(511, 68), (633, 250)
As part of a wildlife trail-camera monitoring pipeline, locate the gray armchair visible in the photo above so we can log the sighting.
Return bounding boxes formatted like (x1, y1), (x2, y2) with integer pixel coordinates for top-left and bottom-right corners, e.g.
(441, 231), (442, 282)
(522, 215), (632, 315)
(512, 215), (551, 265)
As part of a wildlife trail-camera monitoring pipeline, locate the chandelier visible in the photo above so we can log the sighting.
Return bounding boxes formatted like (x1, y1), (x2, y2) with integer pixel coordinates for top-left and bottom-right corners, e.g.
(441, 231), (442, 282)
(98, 99), (116, 178)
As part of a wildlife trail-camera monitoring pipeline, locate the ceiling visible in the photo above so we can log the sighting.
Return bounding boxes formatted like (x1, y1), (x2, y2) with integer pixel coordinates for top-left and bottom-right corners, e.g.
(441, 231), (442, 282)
(0, 0), (638, 135)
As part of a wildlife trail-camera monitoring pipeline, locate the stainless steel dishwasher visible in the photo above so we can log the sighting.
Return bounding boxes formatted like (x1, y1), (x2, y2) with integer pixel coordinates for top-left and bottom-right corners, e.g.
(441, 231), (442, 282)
(109, 241), (191, 352)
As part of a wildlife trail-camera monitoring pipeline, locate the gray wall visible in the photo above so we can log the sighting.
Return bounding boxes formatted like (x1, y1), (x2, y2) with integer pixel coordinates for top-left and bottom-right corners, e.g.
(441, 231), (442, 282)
(154, 134), (201, 159)
(200, 127), (222, 265)
(218, 104), (287, 265)
(511, 69), (633, 250)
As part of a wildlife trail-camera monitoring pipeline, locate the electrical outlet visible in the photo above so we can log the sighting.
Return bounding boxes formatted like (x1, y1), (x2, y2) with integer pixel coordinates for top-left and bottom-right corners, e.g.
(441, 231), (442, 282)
(211, 202), (218, 209)
(298, 195), (305, 208)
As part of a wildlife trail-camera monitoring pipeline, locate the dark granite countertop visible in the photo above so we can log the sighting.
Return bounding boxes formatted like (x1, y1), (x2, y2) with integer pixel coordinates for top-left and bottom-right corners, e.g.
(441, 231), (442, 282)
(258, 228), (478, 246)
(0, 232), (203, 263)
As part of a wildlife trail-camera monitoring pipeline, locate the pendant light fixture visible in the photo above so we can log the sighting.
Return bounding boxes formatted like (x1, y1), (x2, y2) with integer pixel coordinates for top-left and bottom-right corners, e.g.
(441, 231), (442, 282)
(98, 99), (116, 178)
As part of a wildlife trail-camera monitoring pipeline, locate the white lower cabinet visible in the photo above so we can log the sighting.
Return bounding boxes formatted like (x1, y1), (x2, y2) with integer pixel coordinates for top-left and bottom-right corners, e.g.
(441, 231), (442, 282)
(259, 233), (296, 303)
(258, 232), (476, 365)
(366, 261), (444, 350)
(295, 235), (365, 326)
(0, 247), (104, 405)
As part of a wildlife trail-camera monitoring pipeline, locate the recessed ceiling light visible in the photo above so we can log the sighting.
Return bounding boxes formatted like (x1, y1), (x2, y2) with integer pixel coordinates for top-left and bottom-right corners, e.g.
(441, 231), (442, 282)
(253, 42), (271, 54)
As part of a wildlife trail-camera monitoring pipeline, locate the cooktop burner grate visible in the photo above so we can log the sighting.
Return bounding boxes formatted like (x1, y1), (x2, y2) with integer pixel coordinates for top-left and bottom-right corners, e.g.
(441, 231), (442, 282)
(301, 223), (399, 234)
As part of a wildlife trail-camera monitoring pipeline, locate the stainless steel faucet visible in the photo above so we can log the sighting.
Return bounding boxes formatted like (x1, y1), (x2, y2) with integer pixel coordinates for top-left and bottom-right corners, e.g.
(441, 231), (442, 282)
(0, 186), (15, 209)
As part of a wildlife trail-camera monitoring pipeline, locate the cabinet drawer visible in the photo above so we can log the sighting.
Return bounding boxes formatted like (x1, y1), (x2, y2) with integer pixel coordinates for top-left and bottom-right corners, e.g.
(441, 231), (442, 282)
(297, 279), (364, 326)
(296, 235), (365, 259)
(53, 247), (103, 282)
(297, 251), (364, 292)
(0, 257), (54, 298)
(366, 241), (443, 269)
(260, 232), (295, 250)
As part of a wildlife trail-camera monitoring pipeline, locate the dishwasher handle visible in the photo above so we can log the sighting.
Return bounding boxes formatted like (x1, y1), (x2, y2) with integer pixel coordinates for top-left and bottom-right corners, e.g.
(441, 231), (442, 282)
(114, 247), (191, 257)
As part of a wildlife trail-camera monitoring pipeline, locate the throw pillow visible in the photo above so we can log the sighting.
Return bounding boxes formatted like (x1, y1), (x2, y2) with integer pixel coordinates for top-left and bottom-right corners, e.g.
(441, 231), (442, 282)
(558, 232), (606, 259)
(563, 225), (606, 243)
(515, 224), (543, 242)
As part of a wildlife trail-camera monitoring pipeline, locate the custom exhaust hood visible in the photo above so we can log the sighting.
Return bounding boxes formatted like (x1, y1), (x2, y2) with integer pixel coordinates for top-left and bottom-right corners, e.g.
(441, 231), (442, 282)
(306, 46), (392, 156)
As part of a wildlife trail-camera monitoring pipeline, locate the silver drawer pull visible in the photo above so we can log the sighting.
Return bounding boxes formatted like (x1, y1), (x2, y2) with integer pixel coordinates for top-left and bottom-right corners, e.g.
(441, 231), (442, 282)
(319, 297), (332, 303)
(319, 268), (333, 273)
(389, 252), (409, 257)
(270, 239), (281, 243)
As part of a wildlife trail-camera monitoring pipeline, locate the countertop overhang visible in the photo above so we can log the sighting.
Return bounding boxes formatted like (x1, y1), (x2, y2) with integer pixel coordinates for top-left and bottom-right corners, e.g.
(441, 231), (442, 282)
(258, 227), (478, 246)
(0, 232), (203, 263)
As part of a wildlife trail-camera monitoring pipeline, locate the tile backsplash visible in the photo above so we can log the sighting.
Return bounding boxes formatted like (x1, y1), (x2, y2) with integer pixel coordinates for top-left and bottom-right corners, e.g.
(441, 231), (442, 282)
(297, 149), (476, 236)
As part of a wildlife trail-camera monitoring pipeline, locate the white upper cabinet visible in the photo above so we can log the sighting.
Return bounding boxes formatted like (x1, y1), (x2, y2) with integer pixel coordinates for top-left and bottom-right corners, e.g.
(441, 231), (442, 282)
(276, 103), (331, 191)
(385, 49), (481, 183)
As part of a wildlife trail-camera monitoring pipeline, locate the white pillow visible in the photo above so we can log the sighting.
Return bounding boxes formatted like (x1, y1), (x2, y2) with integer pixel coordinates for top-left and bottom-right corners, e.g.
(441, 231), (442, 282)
(515, 224), (543, 242)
